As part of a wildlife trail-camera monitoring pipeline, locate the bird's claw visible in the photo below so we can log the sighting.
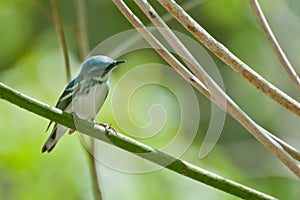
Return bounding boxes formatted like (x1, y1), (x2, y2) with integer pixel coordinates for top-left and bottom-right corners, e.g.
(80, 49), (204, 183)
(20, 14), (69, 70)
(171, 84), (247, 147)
(95, 122), (116, 133)
(69, 112), (78, 134)
(71, 112), (78, 119)
(102, 123), (117, 135)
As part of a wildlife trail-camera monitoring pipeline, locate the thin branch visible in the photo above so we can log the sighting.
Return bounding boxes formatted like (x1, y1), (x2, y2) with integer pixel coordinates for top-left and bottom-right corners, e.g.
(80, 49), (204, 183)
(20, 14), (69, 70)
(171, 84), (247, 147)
(268, 133), (300, 161)
(108, 0), (207, 59)
(83, 138), (103, 200)
(50, 1), (100, 198)
(76, 0), (89, 60)
(113, 0), (208, 95)
(161, 0), (208, 22)
(113, 0), (300, 178)
(134, 0), (300, 163)
(135, 0), (207, 85)
(50, 0), (71, 82)
(0, 82), (277, 200)
(75, 1), (102, 199)
(156, 0), (300, 118)
(249, 0), (300, 90)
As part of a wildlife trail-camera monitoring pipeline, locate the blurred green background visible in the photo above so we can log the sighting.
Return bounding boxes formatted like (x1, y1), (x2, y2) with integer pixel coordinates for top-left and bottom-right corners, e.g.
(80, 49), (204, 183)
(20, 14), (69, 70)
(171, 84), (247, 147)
(1, 0), (300, 199)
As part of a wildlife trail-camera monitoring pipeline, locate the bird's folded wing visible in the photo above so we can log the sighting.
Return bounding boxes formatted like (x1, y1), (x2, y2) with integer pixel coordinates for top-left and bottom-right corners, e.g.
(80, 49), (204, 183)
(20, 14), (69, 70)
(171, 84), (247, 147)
(45, 78), (80, 132)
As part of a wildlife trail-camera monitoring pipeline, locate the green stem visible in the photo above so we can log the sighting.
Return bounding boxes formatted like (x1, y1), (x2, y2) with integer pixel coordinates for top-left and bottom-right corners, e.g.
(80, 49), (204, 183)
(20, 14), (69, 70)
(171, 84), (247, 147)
(75, 1), (101, 199)
(50, 0), (71, 82)
(76, 0), (89, 59)
(0, 82), (277, 200)
(83, 138), (103, 200)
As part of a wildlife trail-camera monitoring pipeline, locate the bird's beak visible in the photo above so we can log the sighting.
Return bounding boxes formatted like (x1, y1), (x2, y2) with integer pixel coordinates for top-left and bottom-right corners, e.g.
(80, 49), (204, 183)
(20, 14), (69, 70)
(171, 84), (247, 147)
(107, 60), (126, 71)
(114, 60), (126, 65)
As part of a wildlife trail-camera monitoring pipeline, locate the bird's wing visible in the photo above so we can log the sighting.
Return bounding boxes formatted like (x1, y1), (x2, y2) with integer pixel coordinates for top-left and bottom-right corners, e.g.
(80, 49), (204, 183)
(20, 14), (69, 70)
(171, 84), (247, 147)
(45, 78), (80, 131)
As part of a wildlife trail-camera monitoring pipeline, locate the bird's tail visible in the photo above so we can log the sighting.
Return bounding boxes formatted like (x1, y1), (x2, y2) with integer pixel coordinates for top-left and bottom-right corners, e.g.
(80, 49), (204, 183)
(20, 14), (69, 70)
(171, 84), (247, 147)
(42, 124), (67, 153)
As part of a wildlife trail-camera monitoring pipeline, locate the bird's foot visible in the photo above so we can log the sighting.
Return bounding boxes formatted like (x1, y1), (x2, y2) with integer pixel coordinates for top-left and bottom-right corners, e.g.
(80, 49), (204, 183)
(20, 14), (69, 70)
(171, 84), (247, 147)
(70, 112), (79, 134)
(105, 124), (117, 135)
(97, 123), (117, 135)
(71, 112), (78, 120)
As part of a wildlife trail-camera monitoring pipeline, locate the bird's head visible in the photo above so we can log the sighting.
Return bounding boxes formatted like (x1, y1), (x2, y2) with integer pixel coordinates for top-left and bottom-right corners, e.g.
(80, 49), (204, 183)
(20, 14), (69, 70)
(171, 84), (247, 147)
(79, 55), (125, 80)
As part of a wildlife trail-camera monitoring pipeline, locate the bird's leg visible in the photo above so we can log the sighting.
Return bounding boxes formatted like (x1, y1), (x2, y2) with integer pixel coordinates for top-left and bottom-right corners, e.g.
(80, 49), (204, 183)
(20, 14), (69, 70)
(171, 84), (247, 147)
(103, 123), (117, 135)
(69, 112), (79, 134)
(95, 121), (117, 134)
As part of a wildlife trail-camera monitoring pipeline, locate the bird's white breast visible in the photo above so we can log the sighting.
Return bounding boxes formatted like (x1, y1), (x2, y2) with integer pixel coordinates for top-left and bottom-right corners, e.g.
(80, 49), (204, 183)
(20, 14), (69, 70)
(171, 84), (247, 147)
(71, 81), (109, 121)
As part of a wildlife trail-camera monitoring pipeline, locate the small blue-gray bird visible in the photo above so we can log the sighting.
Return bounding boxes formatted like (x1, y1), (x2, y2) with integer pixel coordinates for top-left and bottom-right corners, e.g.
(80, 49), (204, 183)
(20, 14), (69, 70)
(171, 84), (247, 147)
(42, 55), (125, 153)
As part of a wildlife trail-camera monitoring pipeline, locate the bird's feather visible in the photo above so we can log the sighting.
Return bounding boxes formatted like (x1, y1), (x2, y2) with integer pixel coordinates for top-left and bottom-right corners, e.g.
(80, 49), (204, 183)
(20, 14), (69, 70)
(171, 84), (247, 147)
(43, 79), (79, 152)
(45, 78), (79, 132)
(42, 123), (69, 153)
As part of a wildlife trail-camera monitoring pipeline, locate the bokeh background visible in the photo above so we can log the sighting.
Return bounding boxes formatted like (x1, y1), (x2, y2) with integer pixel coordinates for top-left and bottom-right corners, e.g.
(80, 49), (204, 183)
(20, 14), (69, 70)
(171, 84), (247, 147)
(1, 0), (300, 199)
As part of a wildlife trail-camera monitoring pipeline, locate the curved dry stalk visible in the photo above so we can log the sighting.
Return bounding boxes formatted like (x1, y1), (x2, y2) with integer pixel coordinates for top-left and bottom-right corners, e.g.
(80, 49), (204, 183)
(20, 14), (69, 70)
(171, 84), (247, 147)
(156, 0), (300, 118)
(135, 0), (207, 85)
(134, 0), (300, 163)
(268, 133), (300, 161)
(113, 0), (300, 178)
(162, 0), (208, 22)
(249, 0), (300, 90)
(113, 0), (209, 95)
(108, 0), (208, 59)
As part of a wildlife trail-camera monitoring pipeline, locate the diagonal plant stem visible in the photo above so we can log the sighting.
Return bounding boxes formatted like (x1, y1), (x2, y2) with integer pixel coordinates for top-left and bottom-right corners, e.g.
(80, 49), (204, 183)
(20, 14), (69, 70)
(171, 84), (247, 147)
(83, 137), (103, 200)
(156, 0), (300, 118)
(108, 0), (208, 59)
(75, 1), (102, 199)
(135, 0), (207, 85)
(51, 1), (102, 198)
(161, 0), (208, 22)
(113, 0), (300, 178)
(50, 0), (71, 82)
(134, 0), (300, 163)
(0, 81), (277, 200)
(113, 1), (208, 94)
(268, 133), (300, 161)
(249, 0), (300, 90)
(155, 0), (300, 161)
(76, 0), (89, 59)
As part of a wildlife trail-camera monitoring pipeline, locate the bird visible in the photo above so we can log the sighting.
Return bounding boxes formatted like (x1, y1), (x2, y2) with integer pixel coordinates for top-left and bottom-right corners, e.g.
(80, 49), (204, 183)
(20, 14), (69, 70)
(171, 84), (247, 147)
(42, 55), (125, 153)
